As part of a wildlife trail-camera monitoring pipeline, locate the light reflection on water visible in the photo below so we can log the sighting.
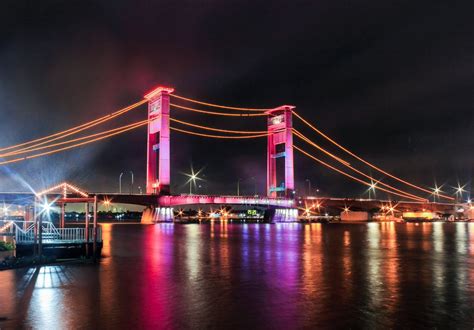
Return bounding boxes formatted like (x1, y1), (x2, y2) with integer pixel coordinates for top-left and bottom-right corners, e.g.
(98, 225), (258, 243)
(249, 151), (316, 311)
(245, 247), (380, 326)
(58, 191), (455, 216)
(1, 223), (474, 328)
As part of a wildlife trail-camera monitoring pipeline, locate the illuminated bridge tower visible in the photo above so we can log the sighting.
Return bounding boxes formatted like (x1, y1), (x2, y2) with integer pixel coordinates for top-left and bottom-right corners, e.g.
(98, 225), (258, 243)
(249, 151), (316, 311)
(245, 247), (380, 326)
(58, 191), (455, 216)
(266, 105), (295, 198)
(144, 86), (174, 195)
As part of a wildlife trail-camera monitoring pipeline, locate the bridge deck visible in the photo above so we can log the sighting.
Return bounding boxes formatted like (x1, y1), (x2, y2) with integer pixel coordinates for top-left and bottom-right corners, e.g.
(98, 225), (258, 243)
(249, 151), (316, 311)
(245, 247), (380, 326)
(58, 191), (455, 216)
(0, 192), (457, 212)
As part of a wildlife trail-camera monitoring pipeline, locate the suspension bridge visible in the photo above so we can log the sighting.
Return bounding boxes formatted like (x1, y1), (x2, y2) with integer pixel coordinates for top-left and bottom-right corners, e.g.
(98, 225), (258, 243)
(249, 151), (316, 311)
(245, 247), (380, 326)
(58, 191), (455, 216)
(0, 85), (465, 226)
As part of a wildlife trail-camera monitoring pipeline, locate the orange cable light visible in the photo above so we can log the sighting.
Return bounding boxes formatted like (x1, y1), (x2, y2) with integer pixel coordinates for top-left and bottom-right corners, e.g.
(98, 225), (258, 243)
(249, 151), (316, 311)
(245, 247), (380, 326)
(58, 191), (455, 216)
(170, 127), (270, 139)
(293, 111), (454, 201)
(294, 145), (427, 202)
(293, 129), (351, 166)
(170, 118), (268, 134)
(0, 121), (147, 166)
(293, 130), (426, 201)
(170, 103), (266, 117)
(0, 99), (147, 153)
(170, 94), (270, 111)
(0, 120), (149, 158)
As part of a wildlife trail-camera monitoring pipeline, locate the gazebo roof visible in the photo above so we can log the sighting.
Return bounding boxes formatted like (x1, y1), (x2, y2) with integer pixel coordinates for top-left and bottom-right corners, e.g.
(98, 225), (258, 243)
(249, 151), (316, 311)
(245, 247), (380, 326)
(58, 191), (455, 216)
(36, 182), (89, 198)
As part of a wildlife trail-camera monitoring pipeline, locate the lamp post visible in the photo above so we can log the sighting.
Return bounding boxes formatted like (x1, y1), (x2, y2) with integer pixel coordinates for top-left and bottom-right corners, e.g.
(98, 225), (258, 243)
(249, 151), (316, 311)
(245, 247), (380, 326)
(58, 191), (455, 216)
(189, 174), (196, 194)
(455, 185), (465, 199)
(368, 181), (376, 200)
(119, 172), (124, 194)
(129, 171), (134, 194)
(454, 184), (465, 207)
(185, 166), (203, 195)
(305, 179), (311, 197)
(433, 185), (441, 203)
(237, 178), (242, 196)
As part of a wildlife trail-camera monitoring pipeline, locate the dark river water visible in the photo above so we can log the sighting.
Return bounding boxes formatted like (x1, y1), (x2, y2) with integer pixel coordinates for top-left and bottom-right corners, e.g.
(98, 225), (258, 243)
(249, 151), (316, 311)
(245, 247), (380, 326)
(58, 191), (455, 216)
(1, 222), (474, 329)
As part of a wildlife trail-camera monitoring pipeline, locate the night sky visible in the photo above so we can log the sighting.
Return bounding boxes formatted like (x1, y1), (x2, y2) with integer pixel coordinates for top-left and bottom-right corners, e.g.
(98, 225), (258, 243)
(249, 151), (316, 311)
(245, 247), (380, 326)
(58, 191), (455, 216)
(0, 0), (473, 199)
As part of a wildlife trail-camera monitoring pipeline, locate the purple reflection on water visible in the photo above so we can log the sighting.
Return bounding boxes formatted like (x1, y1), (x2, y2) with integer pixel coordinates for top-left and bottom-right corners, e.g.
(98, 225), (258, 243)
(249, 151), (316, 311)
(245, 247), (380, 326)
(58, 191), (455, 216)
(1, 223), (474, 328)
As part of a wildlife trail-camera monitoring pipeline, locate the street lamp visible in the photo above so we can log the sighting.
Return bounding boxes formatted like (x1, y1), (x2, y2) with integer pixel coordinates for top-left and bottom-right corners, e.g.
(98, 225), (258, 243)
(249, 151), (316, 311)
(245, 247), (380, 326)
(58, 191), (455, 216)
(237, 177), (257, 196)
(455, 184), (466, 204)
(184, 166), (204, 195)
(368, 180), (376, 200)
(129, 171), (134, 194)
(190, 174), (196, 194)
(119, 172), (124, 194)
(432, 184), (442, 202)
(237, 178), (242, 196)
(305, 179), (311, 197)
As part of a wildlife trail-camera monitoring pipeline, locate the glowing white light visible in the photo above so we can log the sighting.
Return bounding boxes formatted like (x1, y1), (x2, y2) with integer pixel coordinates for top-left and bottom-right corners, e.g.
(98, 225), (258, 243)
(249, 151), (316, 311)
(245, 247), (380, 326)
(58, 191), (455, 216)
(271, 115), (283, 125)
(42, 202), (52, 213)
(455, 184), (466, 195)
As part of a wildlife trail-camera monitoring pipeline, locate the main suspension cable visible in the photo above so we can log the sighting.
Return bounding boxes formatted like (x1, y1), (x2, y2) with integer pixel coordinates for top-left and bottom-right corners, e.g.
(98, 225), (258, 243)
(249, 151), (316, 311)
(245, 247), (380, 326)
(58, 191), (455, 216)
(0, 117), (271, 165)
(293, 111), (454, 201)
(294, 145), (427, 202)
(0, 99), (147, 153)
(170, 118), (268, 134)
(293, 130), (426, 201)
(1, 120), (149, 158)
(170, 127), (270, 139)
(170, 103), (266, 117)
(0, 121), (147, 166)
(171, 94), (270, 111)
(293, 129), (351, 166)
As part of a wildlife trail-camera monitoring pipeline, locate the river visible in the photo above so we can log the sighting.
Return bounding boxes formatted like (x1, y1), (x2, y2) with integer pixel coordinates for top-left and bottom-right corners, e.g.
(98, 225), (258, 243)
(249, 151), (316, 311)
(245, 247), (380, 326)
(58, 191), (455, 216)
(1, 222), (473, 328)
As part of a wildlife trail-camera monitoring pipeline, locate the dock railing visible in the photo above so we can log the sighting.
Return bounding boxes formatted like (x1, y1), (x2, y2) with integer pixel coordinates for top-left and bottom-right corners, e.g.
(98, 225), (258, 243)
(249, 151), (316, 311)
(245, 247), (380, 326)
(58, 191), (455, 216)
(11, 222), (102, 244)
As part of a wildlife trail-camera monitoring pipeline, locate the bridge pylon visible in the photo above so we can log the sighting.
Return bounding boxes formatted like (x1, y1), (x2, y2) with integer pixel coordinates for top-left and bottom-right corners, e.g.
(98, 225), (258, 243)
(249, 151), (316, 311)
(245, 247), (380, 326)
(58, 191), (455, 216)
(266, 105), (295, 198)
(144, 86), (174, 195)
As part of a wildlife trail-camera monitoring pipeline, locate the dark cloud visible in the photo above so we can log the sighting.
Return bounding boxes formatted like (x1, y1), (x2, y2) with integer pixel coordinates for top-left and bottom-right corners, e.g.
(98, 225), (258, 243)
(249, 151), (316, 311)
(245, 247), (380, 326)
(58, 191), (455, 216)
(0, 0), (472, 198)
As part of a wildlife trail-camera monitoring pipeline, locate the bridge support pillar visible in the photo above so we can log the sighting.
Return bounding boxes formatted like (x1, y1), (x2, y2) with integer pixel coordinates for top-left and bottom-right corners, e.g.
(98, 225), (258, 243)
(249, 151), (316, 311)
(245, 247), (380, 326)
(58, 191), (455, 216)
(266, 105), (295, 198)
(265, 208), (299, 222)
(144, 86), (175, 195)
(153, 207), (174, 223)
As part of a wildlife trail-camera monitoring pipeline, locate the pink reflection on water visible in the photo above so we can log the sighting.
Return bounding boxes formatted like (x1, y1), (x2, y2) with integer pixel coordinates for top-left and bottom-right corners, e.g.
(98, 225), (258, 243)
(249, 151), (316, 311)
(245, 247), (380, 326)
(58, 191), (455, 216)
(139, 224), (174, 328)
